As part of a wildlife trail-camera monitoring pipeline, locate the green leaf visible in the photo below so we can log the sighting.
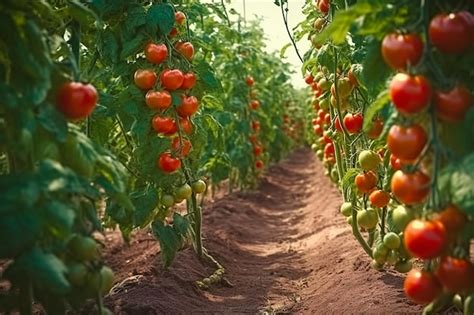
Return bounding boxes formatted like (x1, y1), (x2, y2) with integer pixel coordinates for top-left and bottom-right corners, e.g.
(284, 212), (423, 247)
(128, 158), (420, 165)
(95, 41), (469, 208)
(42, 201), (75, 238)
(120, 32), (146, 59)
(341, 168), (358, 193)
(131, 187), (159, 228)
(363, 90), (389, 132)
(172, 213), (190, 236)
(147, 3), (175, 35)
(361, 39), (391, 96)
(445, 154), (474, 216)
(280, 43), (292, 58)
(0, 211), (41, 258)
(151, 220), (182, 267)
(68, 0), (100, 27)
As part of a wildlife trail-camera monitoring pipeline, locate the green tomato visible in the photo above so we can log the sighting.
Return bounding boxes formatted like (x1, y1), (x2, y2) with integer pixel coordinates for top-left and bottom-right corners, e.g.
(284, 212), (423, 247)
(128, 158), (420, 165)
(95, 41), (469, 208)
(99, 266), (114, 295)
(452, 294), (463, 310)
(60, 135), (94, 179)
(386, 249), (399, 266)
(311, 143), (318, 152)
(161, 194), (175, 208)
(357, 208), (379, 229)
(371, 259), (384, 271)
(340, 202), (353, 217)
(318, 77), (330, 91)
(347, 216), (353, 225)
(358, 150), (381, 171)
(174, 184), (192, 200)
(68, 235), (98, 261)
(383, 232), (401, 249)
(397, 233), (411, 259)
(316, 149), (324, 160)
(67, 262), (88, 287)
(319, 97), (330, 110)
(192, 180), (207, 194)
(465, 294), (474, 315)
(330, 168), (338, 181)
(84, 271), (101, 297)
(394, 260), (412, 273)
(373, 247), (387, 265)
(391, 205), (413, 232)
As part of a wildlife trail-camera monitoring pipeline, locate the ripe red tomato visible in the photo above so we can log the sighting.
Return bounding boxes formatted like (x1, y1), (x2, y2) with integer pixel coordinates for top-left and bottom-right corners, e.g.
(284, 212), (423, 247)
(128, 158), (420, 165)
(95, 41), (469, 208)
(348, 68), (358, 87)
(381, 33), (423, 69)
(404, 219), (446, 259)
(176, 95), (199, 117)
(434, 85), (473, 122)
(171, 137), (192, 157)
(305, 75), (314, 85)
(255, 160), (264, 169)
(390, 73), (431, 115)
(252, 120), (260, 132)
(387, 124), (427, 161)
(343, 113), (363, 134)
(324, 113), (331, 125)
(145, 43), (168, 64)
(249, 134), (258, 143)
(354, 171), (377, 193)
(250, 100), (260, 110)
(253, 145), (263, 156)
(152, 116), (177, 135)
(161, 69), (184, 90)
(369, 190), (391, 208)
(391, 170), (430, 205)
(429, 13), (472, 54)
(458, 11), (474, 42)
(175, 11), (186, 25)
(175, 41), (194, 60)
(56, 82), (98, 120)
(168, 27), (178, 37)
(246, 76), (254, 87)
(314, 125), (323, 136)
(404, 270), (442, 305)
(433, 205), (466, 236)
(134, 69), (157, 90)
(334, 117), (342, 132)
(324, 142), (335, 157)
(436, 256), (474, 293)
(158, 152), (181, 173)
(366, 118), (383, 139)
(311, 118), (319, 126)
(181, 72), (197, 90)
(318, 0), (330, 15)
(317, 109), (326, 120)
(178, 117), (193, 135)
(145, 90), (172, 110)
(323, 133), (332, 145)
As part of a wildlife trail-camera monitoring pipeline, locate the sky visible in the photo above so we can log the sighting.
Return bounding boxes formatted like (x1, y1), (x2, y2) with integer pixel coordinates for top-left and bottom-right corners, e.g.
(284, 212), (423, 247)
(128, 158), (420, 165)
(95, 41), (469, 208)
(224, 0), (311, 88)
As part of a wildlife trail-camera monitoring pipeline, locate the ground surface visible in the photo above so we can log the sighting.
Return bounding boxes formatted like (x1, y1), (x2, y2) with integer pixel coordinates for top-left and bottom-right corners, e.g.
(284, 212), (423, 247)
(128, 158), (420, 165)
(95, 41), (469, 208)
(103, 148), (422, 314)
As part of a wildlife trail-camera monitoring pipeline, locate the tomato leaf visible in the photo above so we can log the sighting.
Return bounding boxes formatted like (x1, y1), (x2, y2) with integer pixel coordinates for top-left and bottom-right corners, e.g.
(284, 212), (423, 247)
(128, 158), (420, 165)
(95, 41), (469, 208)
(362, 90), (389, 132)
(147, 3), (175, 36)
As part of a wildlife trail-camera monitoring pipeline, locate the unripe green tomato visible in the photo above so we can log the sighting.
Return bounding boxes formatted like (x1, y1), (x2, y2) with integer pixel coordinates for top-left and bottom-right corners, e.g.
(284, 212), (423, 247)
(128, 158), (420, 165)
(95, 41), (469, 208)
(397, 233), (411, 259)
(314, 72), (324, 82)
(84, 271), (101, 297)
(383, 232), (401, 249)
(161, 194), (175, 208)
(192, 180), (207, 194)
(314, 17), (325, 31)
(68, 235), (98, 262)
(394, 259), (412, 273)
(371, 259), (384, 271)
(358, 150), (381, 171)
(373, 245), (388, 264)
(311, 143), (318, 152)
(347, 216), (353, 225)
(174, 184), (192, 200)
(391, 205), (413, 232)
(67, 262), (88, 287)
(386, 249), (399, 265)
(99, 266), (114, 295)
(452, 294), (463, 310)
(357, 208), (379, 229)
(337, 78), (352, 98)
(465, 294), (474, 315)
(340, 202), (353, 217)
(318, 77), (330, 91)
(319, 97), (330, 110)
(375, 242), (389, 256)
(331, 168), (338, 181)
(316, 149), (324, 160)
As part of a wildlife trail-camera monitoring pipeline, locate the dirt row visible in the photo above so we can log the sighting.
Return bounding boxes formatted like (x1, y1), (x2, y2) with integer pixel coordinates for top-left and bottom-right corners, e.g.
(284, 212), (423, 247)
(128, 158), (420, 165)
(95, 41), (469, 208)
(102, 148), (421, 314)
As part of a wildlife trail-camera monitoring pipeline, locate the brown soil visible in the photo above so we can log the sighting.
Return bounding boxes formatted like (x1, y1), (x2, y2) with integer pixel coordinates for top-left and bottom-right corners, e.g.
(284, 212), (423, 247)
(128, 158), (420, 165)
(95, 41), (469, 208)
(103, 148), (423, 314)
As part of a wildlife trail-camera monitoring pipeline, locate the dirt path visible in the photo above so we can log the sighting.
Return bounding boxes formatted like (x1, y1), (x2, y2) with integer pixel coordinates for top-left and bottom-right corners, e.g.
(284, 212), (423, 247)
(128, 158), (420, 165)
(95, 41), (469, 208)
(104, 148), (421, 314)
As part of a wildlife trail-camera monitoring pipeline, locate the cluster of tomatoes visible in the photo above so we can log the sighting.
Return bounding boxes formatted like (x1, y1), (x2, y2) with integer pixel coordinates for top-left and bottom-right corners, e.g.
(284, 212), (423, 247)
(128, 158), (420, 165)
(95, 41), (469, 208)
(246, 76), (264, 170)
(380, 10), (474, 306)
(132, 11), (197, 174)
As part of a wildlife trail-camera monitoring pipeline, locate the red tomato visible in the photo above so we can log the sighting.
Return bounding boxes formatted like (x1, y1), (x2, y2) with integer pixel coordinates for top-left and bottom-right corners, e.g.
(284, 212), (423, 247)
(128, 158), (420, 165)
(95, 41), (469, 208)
(56, 82), (98, 120)
(171, 137), (192, 157)
(152, 116), (177, 135)
(436, 256), (474, 293)
(161, 69), (184, 90)
(175, 11), (186, 25)
(168, 27), (178, 37)
(314, 125), (323, 136)
(354, 171), (378, 193)
(145, 90), (172, 110)
(318, 0), (330, 15)
(404, 270), (442, 305)
(433, 205), (467, 237)
(255, 160), (264, 169)
(458, 11), (474, 42)
(145, 43), (168, 64)
(246, 76), (254, 87)
(324, 142), (335, 157)
(434, 85), (473, 122)
(343, 113), (363, 134)
(253, 145), (263, 156)
(323, 131), (332, 145)
(366, 118), (383, 139)
(176, 95), (199, 117)
(324, 113), (331, 125)
(334, 117), (342, 132)
(387, 124), (427, 161)
(381, 33), (423, 69)
(134, 69), (157, 90)
(250, 100), (260, 110)
(369, 190), (391, 208)
(391, 170), (430, 205)
(157, 152), (181, 173)
(318, 109), (326, 120)
(178, 117), (193, 135)
(390, 154), (402, 170)
(348, 68), (358, 87)
(305, 75), (314, 85)
(429, 13), (472, 54)
(175, 41), (194, 60)
(312, 118), (319, 126)
(252, 120), (260, 132)
(249, 134), (258, 143)
(404, 219), (446, 259)
(390, 73), (431, 115)
(181, 72), (197, 90)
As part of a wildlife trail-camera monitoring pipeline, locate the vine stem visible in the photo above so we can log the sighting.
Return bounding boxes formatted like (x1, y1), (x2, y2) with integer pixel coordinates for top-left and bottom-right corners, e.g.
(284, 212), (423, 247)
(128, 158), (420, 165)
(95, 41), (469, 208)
(351, 194), (373, 257)
(279, 0), (303, 63)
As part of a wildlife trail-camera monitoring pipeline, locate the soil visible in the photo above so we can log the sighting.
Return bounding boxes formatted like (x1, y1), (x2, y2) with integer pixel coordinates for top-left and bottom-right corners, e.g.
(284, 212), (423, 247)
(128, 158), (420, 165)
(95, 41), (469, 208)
(103, 148), (423, 314)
